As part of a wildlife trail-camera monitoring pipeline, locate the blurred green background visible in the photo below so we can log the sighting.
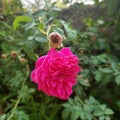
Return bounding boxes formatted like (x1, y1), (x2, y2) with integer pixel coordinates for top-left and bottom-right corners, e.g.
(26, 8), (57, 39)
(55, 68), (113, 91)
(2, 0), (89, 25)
(0, 0), (120, 120)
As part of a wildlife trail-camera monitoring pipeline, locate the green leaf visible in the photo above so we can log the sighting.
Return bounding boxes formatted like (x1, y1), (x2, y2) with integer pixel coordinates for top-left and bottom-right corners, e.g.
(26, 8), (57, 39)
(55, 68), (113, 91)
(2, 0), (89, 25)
(18, 85), (34, 102)
(99, 116), (105, 120)
(37, 22), (46, 35)
(94, 0), (99, 4)
(116, 101), (120, 107)
(115, 75), (120, 85)
(99, 68), (113, 73)
(97, 54), (107, 63)
(84, 105), (94, 113)
(68, 98), (74, 104)
(53, 28), (64, 35)
(111, 62), (116, 70)
(70, 111), (80, 120)
(23, 39), (38, 61)
(79, 78), (90, 87)
(13, 15), (33, 30)
(99, 105), (106, 111)
(95, 71), (102, 81)
(92, 58), (99, 65)
(89, 96), (96, 103)
(35, 36), (47, 43)
(104, 116), (111, 120)
(94, 109), (104, 116)
(102, 73), (113, 84)
(0, 114), (7, 120)
(62, 103), (71, 108)
(62, 22), (77, 40)
(73, 104), (82, 111)
(14, 110), (29, 120)
(9, 71), (24, 88)
(48, 105), (60, 120)
(85, 113), (93, 120)
(25, 22), (36, 30)
(105, 109), (114, 115)
(95, 38), (106, 50)
(51, 7), (61, 11)
(62, 108), (70, 119)
(80, 111), (86, 120)
(38, 22), (45, 30)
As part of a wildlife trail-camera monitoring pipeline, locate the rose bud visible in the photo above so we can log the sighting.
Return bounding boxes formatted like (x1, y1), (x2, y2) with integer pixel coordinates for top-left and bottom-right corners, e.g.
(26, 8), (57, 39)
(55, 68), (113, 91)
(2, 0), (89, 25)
(49, 32), (63, 48)
(11, 51), (17, 58)
(1, 53), (7, 59)
(19, 57), (26, 63)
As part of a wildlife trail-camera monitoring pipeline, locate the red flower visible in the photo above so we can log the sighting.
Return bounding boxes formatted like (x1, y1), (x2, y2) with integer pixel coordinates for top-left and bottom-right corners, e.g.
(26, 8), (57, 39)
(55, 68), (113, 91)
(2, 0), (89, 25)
(31, 47), (81, 100)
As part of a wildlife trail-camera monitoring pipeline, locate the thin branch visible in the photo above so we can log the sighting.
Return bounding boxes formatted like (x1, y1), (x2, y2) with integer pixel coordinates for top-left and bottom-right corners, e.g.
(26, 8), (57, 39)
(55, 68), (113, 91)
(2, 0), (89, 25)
(7, 63), (30, 120)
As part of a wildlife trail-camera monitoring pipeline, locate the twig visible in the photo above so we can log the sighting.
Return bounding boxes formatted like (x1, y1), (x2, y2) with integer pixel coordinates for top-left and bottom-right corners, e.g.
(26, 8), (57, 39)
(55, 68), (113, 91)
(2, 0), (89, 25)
(7, 63), (29, 120)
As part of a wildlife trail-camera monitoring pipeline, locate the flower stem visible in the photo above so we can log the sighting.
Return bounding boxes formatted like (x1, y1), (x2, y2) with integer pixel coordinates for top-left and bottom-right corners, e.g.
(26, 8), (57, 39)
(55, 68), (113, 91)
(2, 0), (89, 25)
(7, 63), (29, 120)
(46, 26), (51, 50)
(7, 96), (21, 120)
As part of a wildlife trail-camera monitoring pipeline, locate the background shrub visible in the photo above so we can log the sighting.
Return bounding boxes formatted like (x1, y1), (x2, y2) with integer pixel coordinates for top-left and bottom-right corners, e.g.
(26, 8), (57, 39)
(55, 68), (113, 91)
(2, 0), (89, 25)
(0, 0), (120, 120)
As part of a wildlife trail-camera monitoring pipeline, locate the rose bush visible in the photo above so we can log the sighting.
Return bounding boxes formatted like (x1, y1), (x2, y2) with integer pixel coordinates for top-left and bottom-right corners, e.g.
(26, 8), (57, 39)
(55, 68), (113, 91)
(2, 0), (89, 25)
(31, 47), (81, 99)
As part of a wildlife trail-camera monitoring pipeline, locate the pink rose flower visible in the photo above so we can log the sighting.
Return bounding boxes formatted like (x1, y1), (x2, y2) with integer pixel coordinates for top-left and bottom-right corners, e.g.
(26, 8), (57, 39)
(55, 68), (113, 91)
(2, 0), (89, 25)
(31, 47), (81, 100)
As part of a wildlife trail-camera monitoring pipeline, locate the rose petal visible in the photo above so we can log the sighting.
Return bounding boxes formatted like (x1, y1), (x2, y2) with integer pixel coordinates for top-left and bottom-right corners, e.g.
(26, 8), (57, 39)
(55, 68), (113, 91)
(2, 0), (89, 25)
(60, 47), (73, 56)
(35, 55), (46, 68)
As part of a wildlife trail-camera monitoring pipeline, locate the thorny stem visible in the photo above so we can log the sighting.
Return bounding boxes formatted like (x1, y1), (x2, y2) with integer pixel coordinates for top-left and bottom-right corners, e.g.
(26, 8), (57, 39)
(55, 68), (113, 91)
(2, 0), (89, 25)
(7, 64), (30, 120)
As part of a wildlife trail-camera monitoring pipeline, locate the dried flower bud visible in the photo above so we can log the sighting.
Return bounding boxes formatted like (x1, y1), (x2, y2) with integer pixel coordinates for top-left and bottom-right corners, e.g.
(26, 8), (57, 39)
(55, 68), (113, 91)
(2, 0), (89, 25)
(11, 51), (17, 58)
(79, 75), (83, 78)
(1, 53), (7, 59)
(80, 50), (84, 54)
(85, 79), (89, 84)
(19, 58), (26, 63)
(49, 32), (63, 48)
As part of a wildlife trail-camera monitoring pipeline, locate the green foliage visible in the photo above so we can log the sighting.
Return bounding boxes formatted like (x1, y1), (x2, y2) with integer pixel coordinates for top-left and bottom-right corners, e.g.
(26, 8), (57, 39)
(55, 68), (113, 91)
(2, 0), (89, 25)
(0, 0), (23, 15)
(1, 0), (120, 120)
(62, 96), (113, 120)
(13, 15), (33, 30)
